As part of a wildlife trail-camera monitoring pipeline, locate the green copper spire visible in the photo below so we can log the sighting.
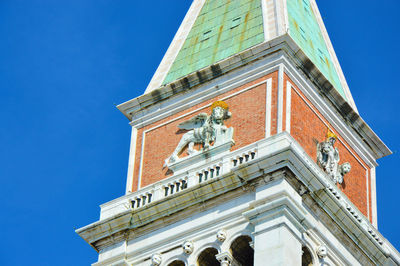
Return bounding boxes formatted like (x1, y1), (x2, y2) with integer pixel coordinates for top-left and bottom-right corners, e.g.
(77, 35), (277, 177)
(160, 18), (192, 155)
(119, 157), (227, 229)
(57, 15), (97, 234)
(144, 0), (354, 107)
(162, 0), (264, 85)
(287, 0), (346, 99)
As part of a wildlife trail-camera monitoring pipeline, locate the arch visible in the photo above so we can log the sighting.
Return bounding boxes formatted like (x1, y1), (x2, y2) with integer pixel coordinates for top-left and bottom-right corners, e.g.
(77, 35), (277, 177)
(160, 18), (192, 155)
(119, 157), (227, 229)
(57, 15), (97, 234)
(196, 247), (219, 266)
(301, 233), (320, 265)
(225, 229), (254, 249)
(229, 235), (254, 266)
(164, 254), (187, 266)
(192, 242), (221, 259)
(168, 260), (185, 266)
(302, 246), (314, 266)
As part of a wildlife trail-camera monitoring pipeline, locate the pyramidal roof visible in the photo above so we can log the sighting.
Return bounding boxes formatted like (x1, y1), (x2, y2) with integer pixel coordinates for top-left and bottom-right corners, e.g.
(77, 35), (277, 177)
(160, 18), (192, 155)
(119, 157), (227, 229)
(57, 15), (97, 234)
(144, 0), (357, 110)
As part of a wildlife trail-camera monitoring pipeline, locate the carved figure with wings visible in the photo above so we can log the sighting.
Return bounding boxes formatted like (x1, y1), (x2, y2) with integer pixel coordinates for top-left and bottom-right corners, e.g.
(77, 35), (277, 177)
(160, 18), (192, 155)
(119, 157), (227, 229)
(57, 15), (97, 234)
(164, 101), (232, 166)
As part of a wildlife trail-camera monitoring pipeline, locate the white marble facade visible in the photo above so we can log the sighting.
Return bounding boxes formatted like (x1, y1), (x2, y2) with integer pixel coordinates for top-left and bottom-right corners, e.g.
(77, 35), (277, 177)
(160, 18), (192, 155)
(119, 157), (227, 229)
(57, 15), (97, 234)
(78, 133), (400, 266)
(94, 177), (332, 266)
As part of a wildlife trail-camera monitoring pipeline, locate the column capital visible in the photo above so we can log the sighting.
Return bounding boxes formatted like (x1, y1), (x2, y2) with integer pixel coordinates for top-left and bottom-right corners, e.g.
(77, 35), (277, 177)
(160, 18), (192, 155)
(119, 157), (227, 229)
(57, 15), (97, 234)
(215, 251), (233, 266)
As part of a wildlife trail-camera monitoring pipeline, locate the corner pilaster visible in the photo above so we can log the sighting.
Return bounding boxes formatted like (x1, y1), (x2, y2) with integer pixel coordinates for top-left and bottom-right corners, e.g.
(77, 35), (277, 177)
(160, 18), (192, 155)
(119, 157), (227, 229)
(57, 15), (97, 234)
(243, 178), (305, 265)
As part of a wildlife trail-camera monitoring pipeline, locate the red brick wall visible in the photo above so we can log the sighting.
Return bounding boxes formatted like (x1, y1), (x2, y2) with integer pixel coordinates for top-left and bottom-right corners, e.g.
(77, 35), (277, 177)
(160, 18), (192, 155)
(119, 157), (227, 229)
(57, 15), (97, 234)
(130, 70), (372, 222)
(286, 74), (372, 221)
(131, 72), (278, 192)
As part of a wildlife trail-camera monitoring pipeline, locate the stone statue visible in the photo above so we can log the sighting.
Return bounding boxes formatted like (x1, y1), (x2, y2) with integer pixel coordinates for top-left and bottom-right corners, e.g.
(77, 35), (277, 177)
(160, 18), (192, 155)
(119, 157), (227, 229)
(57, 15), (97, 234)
(317, 130), (350, 184)
(164, 101), (233, 166)
(317, 134), (339, 179)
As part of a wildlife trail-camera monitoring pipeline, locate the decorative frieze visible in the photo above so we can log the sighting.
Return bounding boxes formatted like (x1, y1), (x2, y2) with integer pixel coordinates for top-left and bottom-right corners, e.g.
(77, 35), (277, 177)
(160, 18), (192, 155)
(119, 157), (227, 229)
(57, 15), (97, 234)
(163, 178), (188, 197)
(232, 149), (257, 168)
(198, 164), (222, 183)
(326, 184), (384, 246)
(130, 191), (154, 209)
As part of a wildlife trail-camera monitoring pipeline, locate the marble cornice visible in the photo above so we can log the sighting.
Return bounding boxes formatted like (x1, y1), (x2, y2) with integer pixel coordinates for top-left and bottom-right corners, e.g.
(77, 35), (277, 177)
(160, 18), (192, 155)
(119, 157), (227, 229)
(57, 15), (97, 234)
(76, 133), (398, 264)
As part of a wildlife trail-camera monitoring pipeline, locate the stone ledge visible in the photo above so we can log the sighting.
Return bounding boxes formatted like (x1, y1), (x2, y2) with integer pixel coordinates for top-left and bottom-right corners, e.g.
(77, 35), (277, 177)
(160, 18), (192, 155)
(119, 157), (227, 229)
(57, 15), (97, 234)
(76, 133), (399, 264)
(117, 34), (390, 159)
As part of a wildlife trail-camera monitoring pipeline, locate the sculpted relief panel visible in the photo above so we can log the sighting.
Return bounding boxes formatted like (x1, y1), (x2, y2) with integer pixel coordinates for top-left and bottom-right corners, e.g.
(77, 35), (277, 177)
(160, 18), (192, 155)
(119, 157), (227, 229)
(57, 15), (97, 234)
(132, 76), (270, 190)
(164, 101), (234, 169)
(317, 130), (351, 184)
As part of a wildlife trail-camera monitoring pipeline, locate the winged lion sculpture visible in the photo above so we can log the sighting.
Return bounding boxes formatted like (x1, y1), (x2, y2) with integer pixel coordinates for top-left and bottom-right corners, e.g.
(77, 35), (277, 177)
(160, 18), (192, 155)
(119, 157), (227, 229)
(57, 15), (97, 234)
(164, 101), (233, 167)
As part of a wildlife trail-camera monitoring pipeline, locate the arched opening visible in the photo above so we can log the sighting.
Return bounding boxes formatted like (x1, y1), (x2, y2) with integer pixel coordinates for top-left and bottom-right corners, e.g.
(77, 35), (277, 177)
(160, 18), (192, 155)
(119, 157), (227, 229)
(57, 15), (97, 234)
(229, 235), (254, 266)
(302, 246), (314, 266)
(197, 247), (219, 266)
(168, 260), (185, 266)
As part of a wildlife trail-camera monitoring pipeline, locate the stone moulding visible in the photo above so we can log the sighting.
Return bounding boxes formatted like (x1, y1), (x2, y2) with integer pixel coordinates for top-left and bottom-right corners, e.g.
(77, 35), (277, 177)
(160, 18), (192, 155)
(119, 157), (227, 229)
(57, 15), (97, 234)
(117, 34), (390, 160)
(167, 140), (235, 174)
(99, 138), (255, 220)
(76, 132), (400, 265)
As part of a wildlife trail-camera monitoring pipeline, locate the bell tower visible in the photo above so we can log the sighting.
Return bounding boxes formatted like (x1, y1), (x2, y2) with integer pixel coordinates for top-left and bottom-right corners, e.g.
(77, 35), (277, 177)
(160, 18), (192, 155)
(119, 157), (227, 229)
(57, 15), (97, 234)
(77, 0), (400, 265)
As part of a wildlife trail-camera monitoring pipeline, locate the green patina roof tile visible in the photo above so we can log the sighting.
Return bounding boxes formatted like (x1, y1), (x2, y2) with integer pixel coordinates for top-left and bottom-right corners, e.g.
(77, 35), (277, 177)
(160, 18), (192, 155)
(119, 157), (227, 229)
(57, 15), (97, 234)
(162, 0), (264, 85)
(287, 0), (346, 98)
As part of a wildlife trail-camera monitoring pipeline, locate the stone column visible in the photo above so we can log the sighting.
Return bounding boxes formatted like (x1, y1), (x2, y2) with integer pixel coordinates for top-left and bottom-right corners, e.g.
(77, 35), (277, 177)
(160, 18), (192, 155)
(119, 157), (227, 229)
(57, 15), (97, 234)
(215, 251), (240, 266)
(216, 251), (232, 266)
(215, 251), (242, 266)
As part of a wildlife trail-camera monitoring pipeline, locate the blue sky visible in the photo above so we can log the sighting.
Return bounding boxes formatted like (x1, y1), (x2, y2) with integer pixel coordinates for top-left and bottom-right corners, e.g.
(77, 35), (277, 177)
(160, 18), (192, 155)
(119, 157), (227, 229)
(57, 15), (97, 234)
(0, 1), (399, 265)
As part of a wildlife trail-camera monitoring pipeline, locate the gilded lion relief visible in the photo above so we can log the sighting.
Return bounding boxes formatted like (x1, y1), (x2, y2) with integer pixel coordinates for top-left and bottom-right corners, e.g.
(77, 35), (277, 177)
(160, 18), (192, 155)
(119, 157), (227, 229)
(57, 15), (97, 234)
(164, 101), (234, 170)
